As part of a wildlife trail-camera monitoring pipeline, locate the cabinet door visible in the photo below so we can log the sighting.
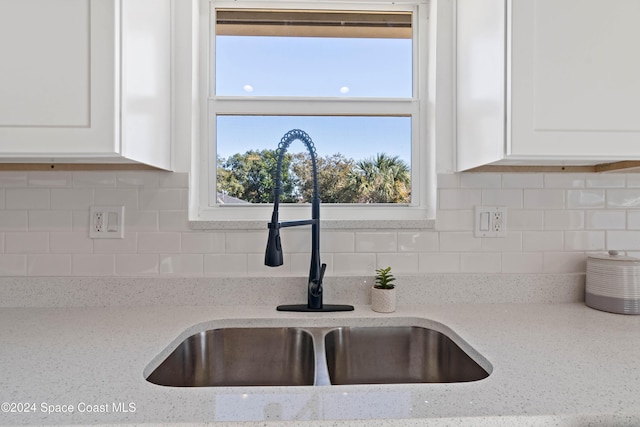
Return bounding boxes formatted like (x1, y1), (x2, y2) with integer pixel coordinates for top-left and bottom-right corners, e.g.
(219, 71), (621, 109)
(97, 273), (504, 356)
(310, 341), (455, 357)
(456, 0), (506, 171)
(0, 0), (116, 156)
(510, 0), (640, 159)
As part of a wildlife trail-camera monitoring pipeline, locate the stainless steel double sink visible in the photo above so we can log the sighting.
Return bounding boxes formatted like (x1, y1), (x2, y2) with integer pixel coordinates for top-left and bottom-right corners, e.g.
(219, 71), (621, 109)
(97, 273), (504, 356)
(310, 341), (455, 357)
(146, 326), (490, 387)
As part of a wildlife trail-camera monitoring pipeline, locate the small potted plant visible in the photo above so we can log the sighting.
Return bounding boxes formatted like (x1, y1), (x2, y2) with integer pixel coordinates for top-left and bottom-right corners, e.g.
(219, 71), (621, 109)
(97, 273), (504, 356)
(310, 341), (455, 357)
(371, 266), (396, 313)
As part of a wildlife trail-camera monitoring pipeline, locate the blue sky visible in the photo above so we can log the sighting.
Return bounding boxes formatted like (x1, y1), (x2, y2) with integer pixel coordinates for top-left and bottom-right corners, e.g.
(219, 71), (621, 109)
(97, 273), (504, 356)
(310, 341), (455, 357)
(215, 35), (413, 164)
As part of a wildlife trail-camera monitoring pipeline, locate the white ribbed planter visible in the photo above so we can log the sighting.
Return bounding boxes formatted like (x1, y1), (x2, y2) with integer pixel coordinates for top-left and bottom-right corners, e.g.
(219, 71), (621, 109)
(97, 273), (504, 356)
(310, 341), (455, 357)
(371, 287), (396, 313)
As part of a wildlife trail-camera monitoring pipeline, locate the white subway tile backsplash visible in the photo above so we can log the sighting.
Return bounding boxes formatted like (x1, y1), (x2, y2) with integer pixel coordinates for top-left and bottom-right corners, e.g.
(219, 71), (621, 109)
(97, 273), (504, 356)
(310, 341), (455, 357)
(72, 172), (117, 188)
(321, 231), (355, 253)
(139, 188), (184, 210)
(5, 189), (50, 210)
(72, 210), (90, 232)
(5, 232), (48, 253)
(159, 211), (190, 231)
(607, 189), (640, 208)
(355, 232), (397, 252)
(627, 211), (640, 230)
(564, 231), (605, 251)
(333, 253), (376, 274)
(436, 173), (459, 188)
(419, 253), (460, 273)
(544, 211), (584, 230)
(586, 175), (626, 188)
(115, 254), (159, 276)
(0, 211), (28, 232)
(28, 172), (72, 188)
(461, 253), (501, 273)
(481, 232), (522, 252)
(439, 232), (481, 252)
(94, 189), (138, 210)
(29, 211), (72, 231)
(225, 231), (267, 253)
(280, 230), (311, 253)
(586, 210), (626, 230)
(460, 173), (501, 188)
(435, 210), (473, 231)
(398, 232), (439, 252)
(0, 172), (27, 187)
(50, 232), (93, 253)
(376, 253), (419, 273)
(544, 174), (585, 188)
(501, 252), (543, 273)
(126, 211), (159, 232)
(51, 189), (93, 210)
(159, 172), (189, 188)
(0, 255), (27, 276)
(502, 173), (543, 188)
(181, 232), (225, 253)
(567, 189), (605, 209)
(204, 254), (247, 276)
(607, 231), (640, 250)
(28, 255), (72, 276)
(72, 254), (115, 276)
(2, 170), (640, 279)
(482, 189), (523, 208)
(524, 189), (565, 209)
(543, 252), (586, 273)
(522, 231), (564, 252)
(626, 175), (640, 188)
(509, 210), (544, 230)
(138, 232), (181, 254)
(93, 234), (137, 254)
(159, 254), (203, 276)
(439, 189), (481, 210)
(116, 171), (160, 188)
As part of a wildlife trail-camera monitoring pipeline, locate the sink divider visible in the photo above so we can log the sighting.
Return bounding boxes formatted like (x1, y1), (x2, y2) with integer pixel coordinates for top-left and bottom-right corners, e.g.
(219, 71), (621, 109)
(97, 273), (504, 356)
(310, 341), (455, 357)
(307, 327), (333, 386)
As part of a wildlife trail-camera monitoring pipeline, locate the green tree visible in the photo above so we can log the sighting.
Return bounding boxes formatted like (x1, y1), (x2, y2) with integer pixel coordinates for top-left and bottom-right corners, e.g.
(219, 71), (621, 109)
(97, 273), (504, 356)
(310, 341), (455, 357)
(291, 152), (357, 203)
(347, 153), (411, 203)
(217, 149), (297, 203)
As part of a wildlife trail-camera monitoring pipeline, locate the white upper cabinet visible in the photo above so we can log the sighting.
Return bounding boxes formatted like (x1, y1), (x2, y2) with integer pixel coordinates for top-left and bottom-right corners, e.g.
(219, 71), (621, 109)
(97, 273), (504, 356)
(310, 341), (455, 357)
(0, 0), (171, 169)
(456, 0), (640, 171)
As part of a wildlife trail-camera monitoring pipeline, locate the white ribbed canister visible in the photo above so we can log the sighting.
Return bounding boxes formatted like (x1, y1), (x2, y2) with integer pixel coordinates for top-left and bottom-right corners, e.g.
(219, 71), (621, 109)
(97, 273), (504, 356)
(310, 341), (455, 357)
(585, 250), (640, 314)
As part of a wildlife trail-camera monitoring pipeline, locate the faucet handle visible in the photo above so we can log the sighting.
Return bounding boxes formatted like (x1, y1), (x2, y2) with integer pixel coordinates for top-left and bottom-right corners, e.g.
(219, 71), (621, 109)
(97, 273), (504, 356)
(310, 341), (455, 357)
(319, 263), (327, 284)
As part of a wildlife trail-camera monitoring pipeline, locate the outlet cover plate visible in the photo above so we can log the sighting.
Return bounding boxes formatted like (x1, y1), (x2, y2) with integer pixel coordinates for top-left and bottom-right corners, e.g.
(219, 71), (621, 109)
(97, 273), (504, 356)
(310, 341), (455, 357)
(474, 206), (507, 238)
(89, 206), (125, 239)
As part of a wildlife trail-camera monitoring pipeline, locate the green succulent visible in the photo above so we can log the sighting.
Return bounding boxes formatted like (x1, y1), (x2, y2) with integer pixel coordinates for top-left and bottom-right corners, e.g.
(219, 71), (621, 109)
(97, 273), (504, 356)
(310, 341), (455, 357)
(374, 267), (396, 290)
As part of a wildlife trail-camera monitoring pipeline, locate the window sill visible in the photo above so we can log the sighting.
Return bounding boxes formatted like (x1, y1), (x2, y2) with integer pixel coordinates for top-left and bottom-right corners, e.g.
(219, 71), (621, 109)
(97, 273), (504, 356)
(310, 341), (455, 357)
(188, 219), (435, 231)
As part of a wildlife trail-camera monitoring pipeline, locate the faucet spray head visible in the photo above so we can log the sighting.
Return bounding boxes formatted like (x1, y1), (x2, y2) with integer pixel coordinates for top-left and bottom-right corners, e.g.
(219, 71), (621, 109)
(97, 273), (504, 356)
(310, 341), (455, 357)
(265, 219), (283, 267)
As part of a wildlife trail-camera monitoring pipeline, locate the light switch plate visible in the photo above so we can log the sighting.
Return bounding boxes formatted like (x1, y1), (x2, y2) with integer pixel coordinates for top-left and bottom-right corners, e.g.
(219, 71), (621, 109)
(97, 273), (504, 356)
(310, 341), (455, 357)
(89, 206), (125, 239)
(474, 206), (507, 238)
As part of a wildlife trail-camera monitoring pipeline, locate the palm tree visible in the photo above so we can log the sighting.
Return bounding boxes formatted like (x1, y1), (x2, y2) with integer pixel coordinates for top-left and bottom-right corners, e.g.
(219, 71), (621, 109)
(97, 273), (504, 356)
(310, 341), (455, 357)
(348, 153), (411, 203)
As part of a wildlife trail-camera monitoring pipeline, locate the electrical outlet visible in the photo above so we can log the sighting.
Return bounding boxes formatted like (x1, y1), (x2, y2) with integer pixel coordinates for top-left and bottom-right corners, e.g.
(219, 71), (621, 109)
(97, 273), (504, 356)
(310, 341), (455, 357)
(493, 211), (503, 232)
(474, 206), (507, 238)
(89, 206), (125, 239)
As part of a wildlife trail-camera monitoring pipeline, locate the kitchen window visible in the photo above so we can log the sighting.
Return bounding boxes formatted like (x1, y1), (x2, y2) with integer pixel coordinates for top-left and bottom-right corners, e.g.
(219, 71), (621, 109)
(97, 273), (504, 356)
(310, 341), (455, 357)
(193, 0), (433, 224)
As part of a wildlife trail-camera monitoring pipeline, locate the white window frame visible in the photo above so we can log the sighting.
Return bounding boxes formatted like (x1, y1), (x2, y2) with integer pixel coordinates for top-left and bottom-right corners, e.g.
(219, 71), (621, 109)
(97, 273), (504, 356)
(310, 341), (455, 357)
(191, 0), (435, 227)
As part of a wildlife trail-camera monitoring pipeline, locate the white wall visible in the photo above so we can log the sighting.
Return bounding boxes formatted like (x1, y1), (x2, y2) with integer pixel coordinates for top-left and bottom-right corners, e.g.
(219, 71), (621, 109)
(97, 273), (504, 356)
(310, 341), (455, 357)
(0, 170), (636, 277)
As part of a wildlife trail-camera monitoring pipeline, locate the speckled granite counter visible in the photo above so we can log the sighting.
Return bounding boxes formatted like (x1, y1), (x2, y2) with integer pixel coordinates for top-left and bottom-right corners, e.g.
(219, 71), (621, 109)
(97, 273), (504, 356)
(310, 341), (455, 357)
(1, 301), (640, 426)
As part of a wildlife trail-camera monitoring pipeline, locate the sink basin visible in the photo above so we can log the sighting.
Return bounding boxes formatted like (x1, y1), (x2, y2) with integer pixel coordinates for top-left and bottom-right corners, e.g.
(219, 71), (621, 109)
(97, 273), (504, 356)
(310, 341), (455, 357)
(324, 326), (489, 385)
(146, 324), (489, 387)
(146, 327), (315, 387)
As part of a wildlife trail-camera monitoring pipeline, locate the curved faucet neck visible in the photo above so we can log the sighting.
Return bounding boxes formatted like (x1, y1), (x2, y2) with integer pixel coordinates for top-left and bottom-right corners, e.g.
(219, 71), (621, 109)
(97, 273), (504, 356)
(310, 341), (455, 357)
(272, 129), (320, 204)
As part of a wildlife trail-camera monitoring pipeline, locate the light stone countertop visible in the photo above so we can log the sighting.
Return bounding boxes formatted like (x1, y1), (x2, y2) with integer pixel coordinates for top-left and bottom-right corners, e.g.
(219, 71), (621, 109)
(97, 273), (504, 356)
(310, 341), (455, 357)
(1, 301), (640, 426)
